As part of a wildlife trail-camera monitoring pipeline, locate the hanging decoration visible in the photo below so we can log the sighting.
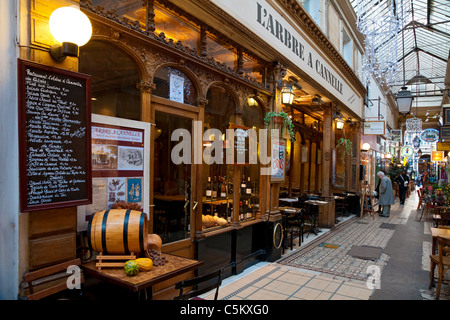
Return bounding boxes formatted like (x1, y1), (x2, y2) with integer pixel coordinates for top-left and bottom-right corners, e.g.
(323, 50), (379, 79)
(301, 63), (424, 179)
(355, 0), (405, 87)
(405, 117), (422, 133)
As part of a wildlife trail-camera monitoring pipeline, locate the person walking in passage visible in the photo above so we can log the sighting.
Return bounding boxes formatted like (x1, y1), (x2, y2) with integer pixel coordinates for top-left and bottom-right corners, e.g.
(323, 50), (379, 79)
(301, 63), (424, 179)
(377, 171), (395, 217)
(397, 170), (410, 207)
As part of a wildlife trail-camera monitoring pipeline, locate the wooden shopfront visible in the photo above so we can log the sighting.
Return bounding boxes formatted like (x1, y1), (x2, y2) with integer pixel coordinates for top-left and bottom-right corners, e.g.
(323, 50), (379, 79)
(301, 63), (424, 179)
(16, 0), (365, 300)
(75, 0), (276, 299)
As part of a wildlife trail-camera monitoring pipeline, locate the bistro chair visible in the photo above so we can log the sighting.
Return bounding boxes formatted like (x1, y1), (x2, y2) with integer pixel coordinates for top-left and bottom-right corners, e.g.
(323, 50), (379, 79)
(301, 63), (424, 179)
(174, 268), (223, 300)
(285, 208), (305, 250)
(23, 258), (83, 300)
(417, 188), (425, 211)
(433, 207), (450, 228)
(429, 236), (450, 300)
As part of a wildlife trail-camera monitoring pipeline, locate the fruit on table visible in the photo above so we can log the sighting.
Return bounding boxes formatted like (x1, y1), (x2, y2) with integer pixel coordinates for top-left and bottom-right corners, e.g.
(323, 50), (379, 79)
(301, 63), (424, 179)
(135, 258), (153, 271)
(124, 260), (139, 276)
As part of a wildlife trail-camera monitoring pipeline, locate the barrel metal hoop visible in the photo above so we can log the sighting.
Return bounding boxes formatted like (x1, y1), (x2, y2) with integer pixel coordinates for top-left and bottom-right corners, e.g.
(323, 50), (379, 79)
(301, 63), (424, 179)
(101, 210), (110, 255)
(87, 213), (95, 252)
(139, 212), (145, 256)
(123, 209), (131, 255)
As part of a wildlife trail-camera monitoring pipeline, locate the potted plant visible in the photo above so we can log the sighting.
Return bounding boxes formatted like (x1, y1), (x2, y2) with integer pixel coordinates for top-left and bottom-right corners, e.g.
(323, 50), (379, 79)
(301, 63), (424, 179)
(336, 137), (352, 157)
(264, 111), (295, 142)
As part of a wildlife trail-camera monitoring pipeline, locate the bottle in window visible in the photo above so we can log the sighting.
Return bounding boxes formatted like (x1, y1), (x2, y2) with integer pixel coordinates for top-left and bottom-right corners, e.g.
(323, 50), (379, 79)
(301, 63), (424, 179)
(212, 176), (218, 199)
(246, 176), (252, 195)
(241, 175), (246, 195)
(206, 176), (212, 198)
(220, 176), (227, 198)
(227, 204), (232, 223)
(239, 201), (244, 221)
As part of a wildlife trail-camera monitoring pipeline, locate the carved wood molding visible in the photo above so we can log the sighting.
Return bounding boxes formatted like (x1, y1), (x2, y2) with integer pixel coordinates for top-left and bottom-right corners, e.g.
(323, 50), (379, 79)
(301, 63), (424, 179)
(81, 4), (272, 111)
(80, 0), (272, 97)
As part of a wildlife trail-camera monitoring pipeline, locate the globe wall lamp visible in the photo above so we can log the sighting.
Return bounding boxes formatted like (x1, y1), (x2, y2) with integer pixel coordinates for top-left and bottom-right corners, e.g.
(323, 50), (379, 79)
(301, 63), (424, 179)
(361, 143), (371, 152)
(49, 6), (92, 62)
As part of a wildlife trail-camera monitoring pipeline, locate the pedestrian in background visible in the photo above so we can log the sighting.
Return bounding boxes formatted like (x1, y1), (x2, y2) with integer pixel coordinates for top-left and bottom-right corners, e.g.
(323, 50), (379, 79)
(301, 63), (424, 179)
(397, 170), (410, 207)
(377, 171), (395, 217)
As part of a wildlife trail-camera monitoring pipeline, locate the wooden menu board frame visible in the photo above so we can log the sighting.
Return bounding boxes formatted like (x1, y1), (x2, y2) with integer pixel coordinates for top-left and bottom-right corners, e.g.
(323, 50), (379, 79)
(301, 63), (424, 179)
(18, 59), (92, 212)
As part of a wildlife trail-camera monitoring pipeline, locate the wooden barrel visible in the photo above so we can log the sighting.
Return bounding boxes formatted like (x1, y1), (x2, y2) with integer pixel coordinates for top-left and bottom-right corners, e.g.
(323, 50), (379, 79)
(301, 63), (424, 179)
(87, 209), (148, 256)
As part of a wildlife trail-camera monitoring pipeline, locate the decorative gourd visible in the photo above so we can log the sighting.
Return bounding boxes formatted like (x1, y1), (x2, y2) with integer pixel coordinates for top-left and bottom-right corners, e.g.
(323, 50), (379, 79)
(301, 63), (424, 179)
(148, 234), (162, 253)
(135, 258), (153, 272)
(124, 260), (139, 276)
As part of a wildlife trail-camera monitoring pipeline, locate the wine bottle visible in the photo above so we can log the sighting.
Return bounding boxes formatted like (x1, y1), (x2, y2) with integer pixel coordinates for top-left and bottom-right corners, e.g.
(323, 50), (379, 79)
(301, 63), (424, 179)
(241, 175), (246, 195)
(212, 176), (218, 198)
(206, 176), (212, 197)
(220, 176), (227, 198)
(246, 176), (252, 195)
(239, 201), (244, 221)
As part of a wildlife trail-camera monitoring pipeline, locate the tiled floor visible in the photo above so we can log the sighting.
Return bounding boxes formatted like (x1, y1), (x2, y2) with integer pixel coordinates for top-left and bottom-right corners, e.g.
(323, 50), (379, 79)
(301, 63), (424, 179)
(200, 192), (450, 300)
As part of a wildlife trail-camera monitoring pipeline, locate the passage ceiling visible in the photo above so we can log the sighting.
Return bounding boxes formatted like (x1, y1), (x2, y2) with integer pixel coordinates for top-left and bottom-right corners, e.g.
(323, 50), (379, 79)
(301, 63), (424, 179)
(350, 0), (450, 123)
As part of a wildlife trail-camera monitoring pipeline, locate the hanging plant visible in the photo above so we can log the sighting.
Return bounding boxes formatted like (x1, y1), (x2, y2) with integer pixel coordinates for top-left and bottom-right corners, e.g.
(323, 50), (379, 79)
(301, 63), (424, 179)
(336, 137), (352, 156)
(264, 111), (295, 142)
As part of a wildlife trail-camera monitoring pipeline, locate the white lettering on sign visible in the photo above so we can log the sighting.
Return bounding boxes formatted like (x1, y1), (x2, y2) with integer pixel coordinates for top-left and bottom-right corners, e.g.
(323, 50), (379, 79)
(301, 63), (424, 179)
(92, 126), (143, 143)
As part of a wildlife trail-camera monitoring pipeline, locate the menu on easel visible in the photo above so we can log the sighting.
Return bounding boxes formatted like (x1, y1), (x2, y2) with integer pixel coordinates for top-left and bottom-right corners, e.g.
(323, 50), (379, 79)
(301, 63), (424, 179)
(18, 59), (92, 212)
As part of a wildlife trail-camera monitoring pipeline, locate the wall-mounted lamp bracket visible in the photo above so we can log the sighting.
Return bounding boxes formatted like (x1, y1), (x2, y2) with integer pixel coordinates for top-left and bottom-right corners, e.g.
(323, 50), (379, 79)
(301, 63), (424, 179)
(50, 42), (79, 62)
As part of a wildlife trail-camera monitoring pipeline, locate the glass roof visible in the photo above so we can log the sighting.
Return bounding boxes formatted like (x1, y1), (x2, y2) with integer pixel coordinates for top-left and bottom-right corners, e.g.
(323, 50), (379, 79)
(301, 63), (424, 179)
(350, 0), (450, 110)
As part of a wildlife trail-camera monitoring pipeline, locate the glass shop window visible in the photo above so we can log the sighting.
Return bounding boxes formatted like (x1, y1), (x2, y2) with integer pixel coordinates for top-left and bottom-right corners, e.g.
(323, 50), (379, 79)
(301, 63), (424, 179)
(79, 40), (141, 120)
(153, 111), (192, 243)
(202, 85), (236, 229)
(242, 54), (265, 83)
(154, 5), (200, 52)
(89, 0), (146, 31)
(241, 97), (265, 218)
(206, 32), (238, 71)
(153, 67), (197, 106)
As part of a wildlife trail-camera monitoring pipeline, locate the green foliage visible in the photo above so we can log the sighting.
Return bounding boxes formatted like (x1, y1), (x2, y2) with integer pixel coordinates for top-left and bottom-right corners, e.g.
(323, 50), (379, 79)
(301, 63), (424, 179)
(336, 138), (352, 156)
(264, 111), (295, 142)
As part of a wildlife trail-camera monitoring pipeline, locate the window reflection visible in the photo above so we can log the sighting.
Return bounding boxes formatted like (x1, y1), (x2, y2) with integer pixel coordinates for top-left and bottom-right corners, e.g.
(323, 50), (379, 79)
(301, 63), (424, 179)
(79, 40), (141, 120)
(90, 0), (146, 30)
(153, 111), (192, 243)
(206, 32), (237, 70)
(202, 86), (236, 228)
(154, 5), (200, 51)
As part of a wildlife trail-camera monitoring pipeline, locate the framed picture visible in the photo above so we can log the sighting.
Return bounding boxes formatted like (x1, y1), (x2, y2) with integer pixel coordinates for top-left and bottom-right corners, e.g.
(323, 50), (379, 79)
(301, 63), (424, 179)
(443, 108), (450, 126)
(440, 126), (450, 141)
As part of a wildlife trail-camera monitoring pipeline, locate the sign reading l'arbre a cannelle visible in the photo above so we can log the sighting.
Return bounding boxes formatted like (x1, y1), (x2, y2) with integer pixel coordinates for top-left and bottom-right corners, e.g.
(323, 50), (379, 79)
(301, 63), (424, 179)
(210, 0), (363, 118)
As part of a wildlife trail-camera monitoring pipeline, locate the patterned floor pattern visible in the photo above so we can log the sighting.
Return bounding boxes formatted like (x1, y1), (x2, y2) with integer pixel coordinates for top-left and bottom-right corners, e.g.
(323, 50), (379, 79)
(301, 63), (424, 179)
(277, 213), (400, 281)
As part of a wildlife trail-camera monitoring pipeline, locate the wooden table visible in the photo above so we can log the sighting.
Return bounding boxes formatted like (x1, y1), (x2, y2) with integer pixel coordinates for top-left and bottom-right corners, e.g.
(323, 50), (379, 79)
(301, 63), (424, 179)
(82, 253), (203, 299)
(430, 227), (450, 254)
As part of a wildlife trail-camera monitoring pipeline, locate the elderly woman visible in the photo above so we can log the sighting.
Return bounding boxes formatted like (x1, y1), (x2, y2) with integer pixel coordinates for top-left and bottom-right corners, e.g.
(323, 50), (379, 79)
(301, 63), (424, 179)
(377, 171), (395, 217)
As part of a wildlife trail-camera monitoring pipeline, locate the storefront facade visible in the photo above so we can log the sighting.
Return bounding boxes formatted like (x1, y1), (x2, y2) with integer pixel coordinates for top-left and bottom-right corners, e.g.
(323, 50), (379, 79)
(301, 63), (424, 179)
(0, 0), (366, 300)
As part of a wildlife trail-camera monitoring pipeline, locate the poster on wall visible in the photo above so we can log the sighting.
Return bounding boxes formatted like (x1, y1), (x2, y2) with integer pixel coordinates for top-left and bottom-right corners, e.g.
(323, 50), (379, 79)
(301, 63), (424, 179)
(271, 139), (286, 182)
(170, 73), (184, 103)
(77, 115), (150, 231)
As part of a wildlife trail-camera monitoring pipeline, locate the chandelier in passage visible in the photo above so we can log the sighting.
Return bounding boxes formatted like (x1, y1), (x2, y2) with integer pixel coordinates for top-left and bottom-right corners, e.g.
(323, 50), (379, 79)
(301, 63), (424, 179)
(355, 0), (406, 87)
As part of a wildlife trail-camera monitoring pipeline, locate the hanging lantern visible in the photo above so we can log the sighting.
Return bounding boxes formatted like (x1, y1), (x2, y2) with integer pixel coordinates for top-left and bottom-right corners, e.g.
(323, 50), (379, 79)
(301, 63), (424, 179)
(281, 85), (295, 106)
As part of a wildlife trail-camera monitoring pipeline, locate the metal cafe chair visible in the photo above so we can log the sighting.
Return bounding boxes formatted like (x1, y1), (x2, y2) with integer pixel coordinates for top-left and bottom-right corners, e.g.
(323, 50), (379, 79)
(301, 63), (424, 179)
(174, 268), (223, 300)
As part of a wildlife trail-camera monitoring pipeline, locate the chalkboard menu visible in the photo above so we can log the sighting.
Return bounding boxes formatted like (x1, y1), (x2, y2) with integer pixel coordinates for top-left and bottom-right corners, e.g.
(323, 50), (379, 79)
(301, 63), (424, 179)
(18, 59), (92, 212)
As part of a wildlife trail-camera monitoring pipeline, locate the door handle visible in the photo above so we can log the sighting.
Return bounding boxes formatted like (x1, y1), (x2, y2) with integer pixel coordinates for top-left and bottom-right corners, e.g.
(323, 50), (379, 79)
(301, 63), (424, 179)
(192, 201), (198, 211)
(184, 200), (190, 209)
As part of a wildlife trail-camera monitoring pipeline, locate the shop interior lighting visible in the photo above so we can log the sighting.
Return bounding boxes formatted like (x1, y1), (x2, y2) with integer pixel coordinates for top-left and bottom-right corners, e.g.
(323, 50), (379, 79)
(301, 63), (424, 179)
(49, 6), (92, 62)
